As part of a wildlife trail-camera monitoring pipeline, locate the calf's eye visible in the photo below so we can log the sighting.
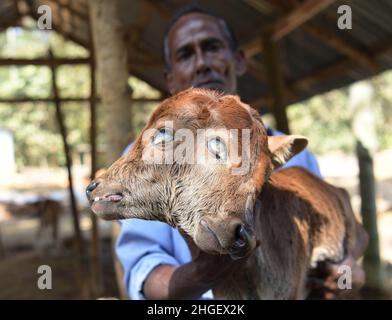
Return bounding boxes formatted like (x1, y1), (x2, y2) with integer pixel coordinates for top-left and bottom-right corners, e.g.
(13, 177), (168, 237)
(152, 128), (174, 145)
(208, 137), (227, 160)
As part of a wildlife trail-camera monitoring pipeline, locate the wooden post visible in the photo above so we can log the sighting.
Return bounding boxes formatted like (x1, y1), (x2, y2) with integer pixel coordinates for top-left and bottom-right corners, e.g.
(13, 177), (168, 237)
(356, 141), (382, 289)
(89, 51), (103, 297)
(89, 0), (133, 299)
(350, 81), (382, 292)
(87, 6), (102, 297)
(49, 50), (91, 299)
(49, 50), (83, 255)
(0, 225), (5, 259)
(262, 30), (290, 134)
(89, 0), (134, 162)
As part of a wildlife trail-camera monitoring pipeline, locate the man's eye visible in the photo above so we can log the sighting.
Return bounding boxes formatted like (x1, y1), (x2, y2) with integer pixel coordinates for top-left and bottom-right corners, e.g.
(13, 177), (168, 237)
(206, 43), (220, 52)
(152, 128), (174, 145)
(177, 50), (192, 61)
(207, 138), (227, 160)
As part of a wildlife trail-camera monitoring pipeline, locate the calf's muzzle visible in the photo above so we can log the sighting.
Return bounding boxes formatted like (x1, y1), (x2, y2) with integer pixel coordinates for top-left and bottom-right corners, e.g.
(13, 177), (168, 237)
(197, 217), (256, 260)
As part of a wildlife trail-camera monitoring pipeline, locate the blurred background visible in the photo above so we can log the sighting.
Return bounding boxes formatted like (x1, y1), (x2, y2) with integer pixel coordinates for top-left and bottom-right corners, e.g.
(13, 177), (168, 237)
(0, 0), (391, 299)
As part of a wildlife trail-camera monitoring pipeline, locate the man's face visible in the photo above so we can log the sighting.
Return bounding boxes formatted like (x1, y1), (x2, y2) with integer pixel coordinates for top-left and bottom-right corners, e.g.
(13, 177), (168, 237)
(165, 13), (246, 95)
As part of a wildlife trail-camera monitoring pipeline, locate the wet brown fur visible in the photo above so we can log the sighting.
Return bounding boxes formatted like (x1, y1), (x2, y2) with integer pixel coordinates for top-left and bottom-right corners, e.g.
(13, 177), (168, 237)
(89, 88), (368, 299)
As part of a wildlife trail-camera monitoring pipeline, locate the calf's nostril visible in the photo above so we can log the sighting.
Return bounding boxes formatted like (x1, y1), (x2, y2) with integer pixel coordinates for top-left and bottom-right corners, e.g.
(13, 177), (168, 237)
(86, 180), (99, 196)
(234, 224), (248, 247)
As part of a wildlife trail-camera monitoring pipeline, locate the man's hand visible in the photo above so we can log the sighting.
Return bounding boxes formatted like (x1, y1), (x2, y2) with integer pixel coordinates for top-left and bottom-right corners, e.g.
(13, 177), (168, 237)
(142, 251), (244, 300)
(307, 255), (365, 299)
(307, 224), (368, 300)
(168, 233), (257, 300)
(143, 232), (258, 300)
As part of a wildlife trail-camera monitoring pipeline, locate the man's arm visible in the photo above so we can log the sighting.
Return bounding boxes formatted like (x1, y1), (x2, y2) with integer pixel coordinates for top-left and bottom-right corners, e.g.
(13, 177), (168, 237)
(144, 237), (248, 300)
(115, 218), (219, 300)
(143, 265), (177, 299)
(115, 219), (183, 299)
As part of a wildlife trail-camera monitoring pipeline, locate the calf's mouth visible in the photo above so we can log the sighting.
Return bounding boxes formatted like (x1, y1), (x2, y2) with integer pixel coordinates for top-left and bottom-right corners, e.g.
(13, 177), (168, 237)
(86, 180), (125, 220)
(90, 192), (124, 220)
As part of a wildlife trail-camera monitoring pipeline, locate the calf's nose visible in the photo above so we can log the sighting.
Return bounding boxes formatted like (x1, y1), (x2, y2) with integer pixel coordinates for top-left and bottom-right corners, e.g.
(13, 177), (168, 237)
(86, 180), (100, 199)
(233, 223), (249, 249)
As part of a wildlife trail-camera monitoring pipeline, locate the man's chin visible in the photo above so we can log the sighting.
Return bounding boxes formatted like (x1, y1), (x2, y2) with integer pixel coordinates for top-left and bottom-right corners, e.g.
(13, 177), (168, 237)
(196, 82), (225, 92)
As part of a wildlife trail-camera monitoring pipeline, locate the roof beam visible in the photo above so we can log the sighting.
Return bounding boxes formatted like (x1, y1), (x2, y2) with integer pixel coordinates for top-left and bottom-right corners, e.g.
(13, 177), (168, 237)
(43, 0), (89, 20)
(0, 57), (91, 66)
(301, 23), (378, 71)
(0, 97), (162, 104)
(251, 39), (392, 108)
(291, 40), (392, 91)
(24, 0), (88, 48)
(243, 0), (337, 59)
(243, 0), (379, 90)
(145, 0), (171, 20)
(291, 58), (354, 92)
(243, 0), (277, 15)
(272, 0), (337, 41)
(245, 1), (377, 71)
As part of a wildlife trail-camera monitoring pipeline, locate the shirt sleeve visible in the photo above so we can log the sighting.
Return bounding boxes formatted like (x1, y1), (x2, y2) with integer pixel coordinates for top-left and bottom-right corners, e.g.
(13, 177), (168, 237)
(283, 148), (322, 178)
(115, 219), (181, 300)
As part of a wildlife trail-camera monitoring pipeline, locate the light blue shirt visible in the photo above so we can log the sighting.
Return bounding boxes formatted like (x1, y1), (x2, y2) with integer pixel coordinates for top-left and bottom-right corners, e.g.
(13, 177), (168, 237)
(115, 129), (321, 299)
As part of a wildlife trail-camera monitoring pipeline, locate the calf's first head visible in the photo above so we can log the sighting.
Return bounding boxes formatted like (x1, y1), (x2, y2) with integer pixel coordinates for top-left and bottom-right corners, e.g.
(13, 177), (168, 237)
(86, 89), (307, 259)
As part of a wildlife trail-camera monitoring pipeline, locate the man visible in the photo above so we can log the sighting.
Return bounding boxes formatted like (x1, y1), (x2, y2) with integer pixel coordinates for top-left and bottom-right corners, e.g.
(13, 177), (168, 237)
(115, 6), (363, 300)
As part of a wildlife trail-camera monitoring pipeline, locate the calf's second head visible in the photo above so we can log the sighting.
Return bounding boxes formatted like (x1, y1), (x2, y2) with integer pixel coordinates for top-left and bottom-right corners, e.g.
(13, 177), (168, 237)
(87, 89), (307, 259)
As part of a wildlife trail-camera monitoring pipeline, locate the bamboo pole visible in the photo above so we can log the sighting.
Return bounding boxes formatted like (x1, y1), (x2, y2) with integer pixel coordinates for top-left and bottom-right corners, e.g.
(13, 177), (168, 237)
(88, 16), (103, 297)
(262, 29), (290, 134)
(49, 50), (83, 254)
(0, 225), (6, 259)
(89, 0), (133, 300)
(49, 49), (92, 298)
(350, 81), (383, 294)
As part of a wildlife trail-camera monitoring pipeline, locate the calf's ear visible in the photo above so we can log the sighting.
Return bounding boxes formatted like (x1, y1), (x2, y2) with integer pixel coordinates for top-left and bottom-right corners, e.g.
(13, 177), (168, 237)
(268, 135), (308, 168)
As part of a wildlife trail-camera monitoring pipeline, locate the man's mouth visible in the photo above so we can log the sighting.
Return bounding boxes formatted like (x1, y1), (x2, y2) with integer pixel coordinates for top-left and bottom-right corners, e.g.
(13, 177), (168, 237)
(195, 79), (224, 89)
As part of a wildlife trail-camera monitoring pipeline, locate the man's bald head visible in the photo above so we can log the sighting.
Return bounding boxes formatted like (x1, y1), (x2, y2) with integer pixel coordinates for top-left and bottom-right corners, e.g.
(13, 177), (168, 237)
(163, 6), (239, 71)
(162, 6), (246, 95)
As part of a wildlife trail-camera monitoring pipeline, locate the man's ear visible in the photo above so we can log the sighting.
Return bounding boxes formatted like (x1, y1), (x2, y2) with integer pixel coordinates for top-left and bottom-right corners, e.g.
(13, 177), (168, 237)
(164, 71), (176, 94)
(234, 50), (247, 76)
(268, 135), (308, 168)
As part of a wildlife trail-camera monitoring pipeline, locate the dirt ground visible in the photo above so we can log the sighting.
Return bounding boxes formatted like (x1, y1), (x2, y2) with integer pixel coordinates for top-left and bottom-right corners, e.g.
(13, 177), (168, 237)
(0, 150), (392, 299)
(0, 166), (119, 299)
(0, 237), (118, 299)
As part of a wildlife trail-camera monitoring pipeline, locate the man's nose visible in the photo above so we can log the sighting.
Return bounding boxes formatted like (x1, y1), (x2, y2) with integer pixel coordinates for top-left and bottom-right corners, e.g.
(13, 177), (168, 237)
(86, 180), (100, 199)
(195, 50), (210, 73)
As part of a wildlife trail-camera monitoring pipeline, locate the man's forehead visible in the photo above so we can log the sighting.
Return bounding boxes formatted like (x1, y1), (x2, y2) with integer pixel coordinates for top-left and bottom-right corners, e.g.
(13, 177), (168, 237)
(168, 13), (228, 49)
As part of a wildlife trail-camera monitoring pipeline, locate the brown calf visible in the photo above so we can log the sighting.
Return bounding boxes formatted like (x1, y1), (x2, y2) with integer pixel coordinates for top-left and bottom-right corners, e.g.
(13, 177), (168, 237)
(87, 88), (367, 299)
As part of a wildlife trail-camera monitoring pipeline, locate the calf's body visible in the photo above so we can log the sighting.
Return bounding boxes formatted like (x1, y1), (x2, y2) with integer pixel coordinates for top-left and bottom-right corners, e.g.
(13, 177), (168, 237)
(87, 88), (367, 299)
(211, 168), (364, 299)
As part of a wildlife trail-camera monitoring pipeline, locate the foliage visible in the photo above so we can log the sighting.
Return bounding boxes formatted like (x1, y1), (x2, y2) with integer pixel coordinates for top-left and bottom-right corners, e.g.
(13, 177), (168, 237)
(0, 23), (160, 168)
(0, 20), (392, 167)
(287, 70), (392, 155)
